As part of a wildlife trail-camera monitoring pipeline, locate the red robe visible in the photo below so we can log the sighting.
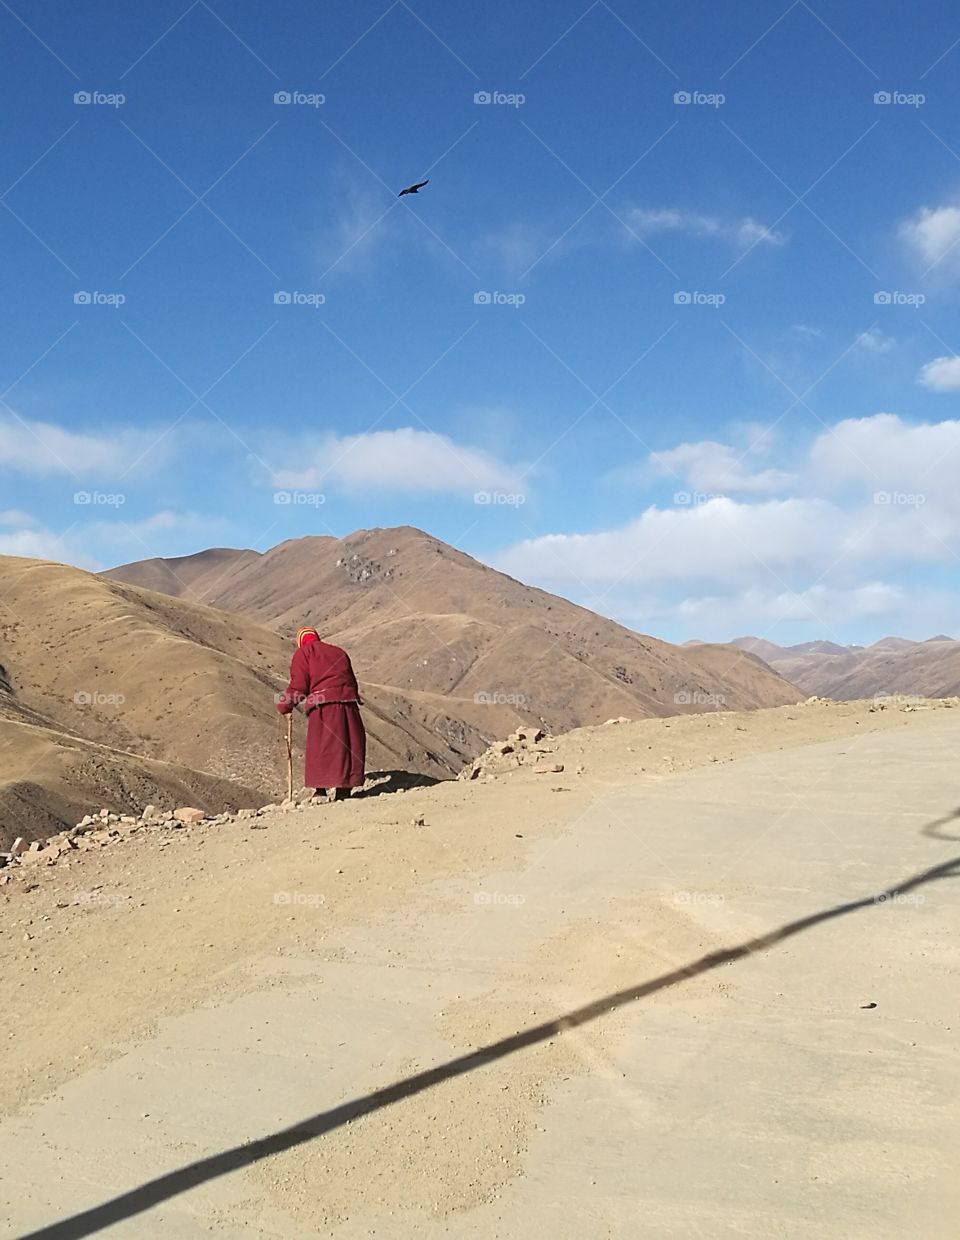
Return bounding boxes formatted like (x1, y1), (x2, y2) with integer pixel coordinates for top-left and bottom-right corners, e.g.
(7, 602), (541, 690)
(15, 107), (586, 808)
(276, 640), (366, 789)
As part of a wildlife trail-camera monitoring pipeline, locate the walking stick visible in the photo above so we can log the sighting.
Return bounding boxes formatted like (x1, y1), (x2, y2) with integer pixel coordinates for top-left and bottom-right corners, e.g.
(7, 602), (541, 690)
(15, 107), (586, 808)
(285, 712), (294, 802)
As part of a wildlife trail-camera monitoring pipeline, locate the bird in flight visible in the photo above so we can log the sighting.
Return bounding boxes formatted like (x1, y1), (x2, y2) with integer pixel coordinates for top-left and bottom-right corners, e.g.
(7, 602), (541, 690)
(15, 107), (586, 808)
(398, 178), (429, 197)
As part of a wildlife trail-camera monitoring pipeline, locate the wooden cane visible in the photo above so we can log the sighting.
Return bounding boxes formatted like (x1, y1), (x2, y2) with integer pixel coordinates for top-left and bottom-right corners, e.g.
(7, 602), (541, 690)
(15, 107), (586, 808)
(285, 712), (294, 801)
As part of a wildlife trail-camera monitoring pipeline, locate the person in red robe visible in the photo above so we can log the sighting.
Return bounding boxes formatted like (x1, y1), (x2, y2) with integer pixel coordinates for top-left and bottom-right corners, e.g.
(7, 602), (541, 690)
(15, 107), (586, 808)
(276, 627), (366, 799)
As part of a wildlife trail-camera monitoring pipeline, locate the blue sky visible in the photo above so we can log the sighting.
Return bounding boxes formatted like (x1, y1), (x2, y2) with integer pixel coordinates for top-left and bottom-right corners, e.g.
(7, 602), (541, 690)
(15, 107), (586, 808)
(3, 0), (960, 644)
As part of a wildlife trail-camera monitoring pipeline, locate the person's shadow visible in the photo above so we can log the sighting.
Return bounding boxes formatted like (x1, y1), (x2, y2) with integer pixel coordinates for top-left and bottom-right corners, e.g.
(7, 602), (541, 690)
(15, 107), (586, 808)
(352, 769), (443, 798)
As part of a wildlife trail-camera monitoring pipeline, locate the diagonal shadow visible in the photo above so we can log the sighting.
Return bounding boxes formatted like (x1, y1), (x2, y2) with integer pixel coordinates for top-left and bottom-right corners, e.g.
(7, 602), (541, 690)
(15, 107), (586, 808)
(20, 813), (960, 1240)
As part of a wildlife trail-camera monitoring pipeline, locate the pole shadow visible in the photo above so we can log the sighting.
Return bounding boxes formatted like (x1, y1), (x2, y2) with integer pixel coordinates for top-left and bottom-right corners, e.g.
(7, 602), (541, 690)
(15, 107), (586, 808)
(19, 812), (960, 1240)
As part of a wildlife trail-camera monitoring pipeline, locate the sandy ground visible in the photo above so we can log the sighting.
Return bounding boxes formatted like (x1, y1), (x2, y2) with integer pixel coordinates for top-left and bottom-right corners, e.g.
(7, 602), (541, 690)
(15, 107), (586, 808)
(1, 699), (959, 1238)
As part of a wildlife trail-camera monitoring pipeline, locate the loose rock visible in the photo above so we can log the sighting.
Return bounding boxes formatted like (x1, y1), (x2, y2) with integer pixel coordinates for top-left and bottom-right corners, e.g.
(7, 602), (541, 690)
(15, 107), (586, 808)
(173, 807), (205, 825)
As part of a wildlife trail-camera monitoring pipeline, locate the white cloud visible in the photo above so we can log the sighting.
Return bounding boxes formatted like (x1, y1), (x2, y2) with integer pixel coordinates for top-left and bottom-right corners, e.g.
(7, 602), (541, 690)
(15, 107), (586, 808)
(479, 221), (553, 274)
(0, 509), (38, 527)
(625, 207), (785, 248)
(269, 427), (524, 495)
(652, 439), (794, 494)
(0, 414), (166, 479)
(0, 526), (75, 561)
(854, 328), (895, 354)
(918, 355), (960, 391)
(674, 582), (904, 629)
(900, 203), (960, 270)
(496, 496), (843, 588)
(495, 413), (960, 641)
(809, 413), (960, 500)
(316, 177), (394, 275)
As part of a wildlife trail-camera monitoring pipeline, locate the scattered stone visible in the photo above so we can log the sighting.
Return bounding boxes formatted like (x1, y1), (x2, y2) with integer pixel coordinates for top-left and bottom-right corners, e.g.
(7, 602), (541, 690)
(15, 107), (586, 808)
(10, 838), (29, 857)
(173, 807), (205, 825)
(602, 717), (631, 726)
(411, 814), (426, 827)
(141, 805), (157, 820)
(236, 808), (257, 819)
(534, 763), (564, 774)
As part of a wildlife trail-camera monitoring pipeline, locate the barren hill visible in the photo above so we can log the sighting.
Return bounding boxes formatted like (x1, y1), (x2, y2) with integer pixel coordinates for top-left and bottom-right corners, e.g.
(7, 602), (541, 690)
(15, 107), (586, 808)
(106, 526), (799, 725)
(100, 546), (260, 601)
(732, 634), (960, 698)
(0, 556), (488, 846)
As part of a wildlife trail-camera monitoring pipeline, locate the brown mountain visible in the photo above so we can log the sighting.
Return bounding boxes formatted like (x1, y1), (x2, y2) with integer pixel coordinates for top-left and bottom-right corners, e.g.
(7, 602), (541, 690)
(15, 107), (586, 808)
(0, 556), (487, 847)
(105, 526), (800, 728)
(732, 635), (960, 699)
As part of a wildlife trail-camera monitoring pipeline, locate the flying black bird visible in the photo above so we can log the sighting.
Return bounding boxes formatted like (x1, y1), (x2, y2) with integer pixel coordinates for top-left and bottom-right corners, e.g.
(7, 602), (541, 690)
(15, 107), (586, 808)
(398, 178), (429, 197)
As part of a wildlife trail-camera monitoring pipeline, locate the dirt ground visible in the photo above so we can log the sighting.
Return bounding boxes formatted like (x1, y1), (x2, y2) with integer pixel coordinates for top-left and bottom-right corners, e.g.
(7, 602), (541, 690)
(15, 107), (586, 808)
(2, 698), (959, 1237)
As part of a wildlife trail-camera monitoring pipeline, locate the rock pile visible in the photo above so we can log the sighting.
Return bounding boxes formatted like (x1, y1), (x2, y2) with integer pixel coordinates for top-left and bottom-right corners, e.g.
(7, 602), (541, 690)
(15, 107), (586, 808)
(459, 725), (564, 781)
(0, 792), (324, 880)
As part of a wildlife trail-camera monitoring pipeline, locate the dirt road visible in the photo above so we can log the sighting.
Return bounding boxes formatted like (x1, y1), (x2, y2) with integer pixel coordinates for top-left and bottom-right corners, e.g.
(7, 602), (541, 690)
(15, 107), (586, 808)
(2, 706), (959, 1237)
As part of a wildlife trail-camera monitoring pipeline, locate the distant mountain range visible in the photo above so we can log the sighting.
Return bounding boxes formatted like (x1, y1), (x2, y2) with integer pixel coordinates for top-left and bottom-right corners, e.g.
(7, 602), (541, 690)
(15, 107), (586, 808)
(731, 635), (960, 698)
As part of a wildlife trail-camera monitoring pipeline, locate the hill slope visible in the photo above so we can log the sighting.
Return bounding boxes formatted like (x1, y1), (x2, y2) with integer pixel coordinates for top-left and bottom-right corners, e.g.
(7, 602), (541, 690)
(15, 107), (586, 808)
(0, 556), (487, 845)
(106, 526), (799, 726)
